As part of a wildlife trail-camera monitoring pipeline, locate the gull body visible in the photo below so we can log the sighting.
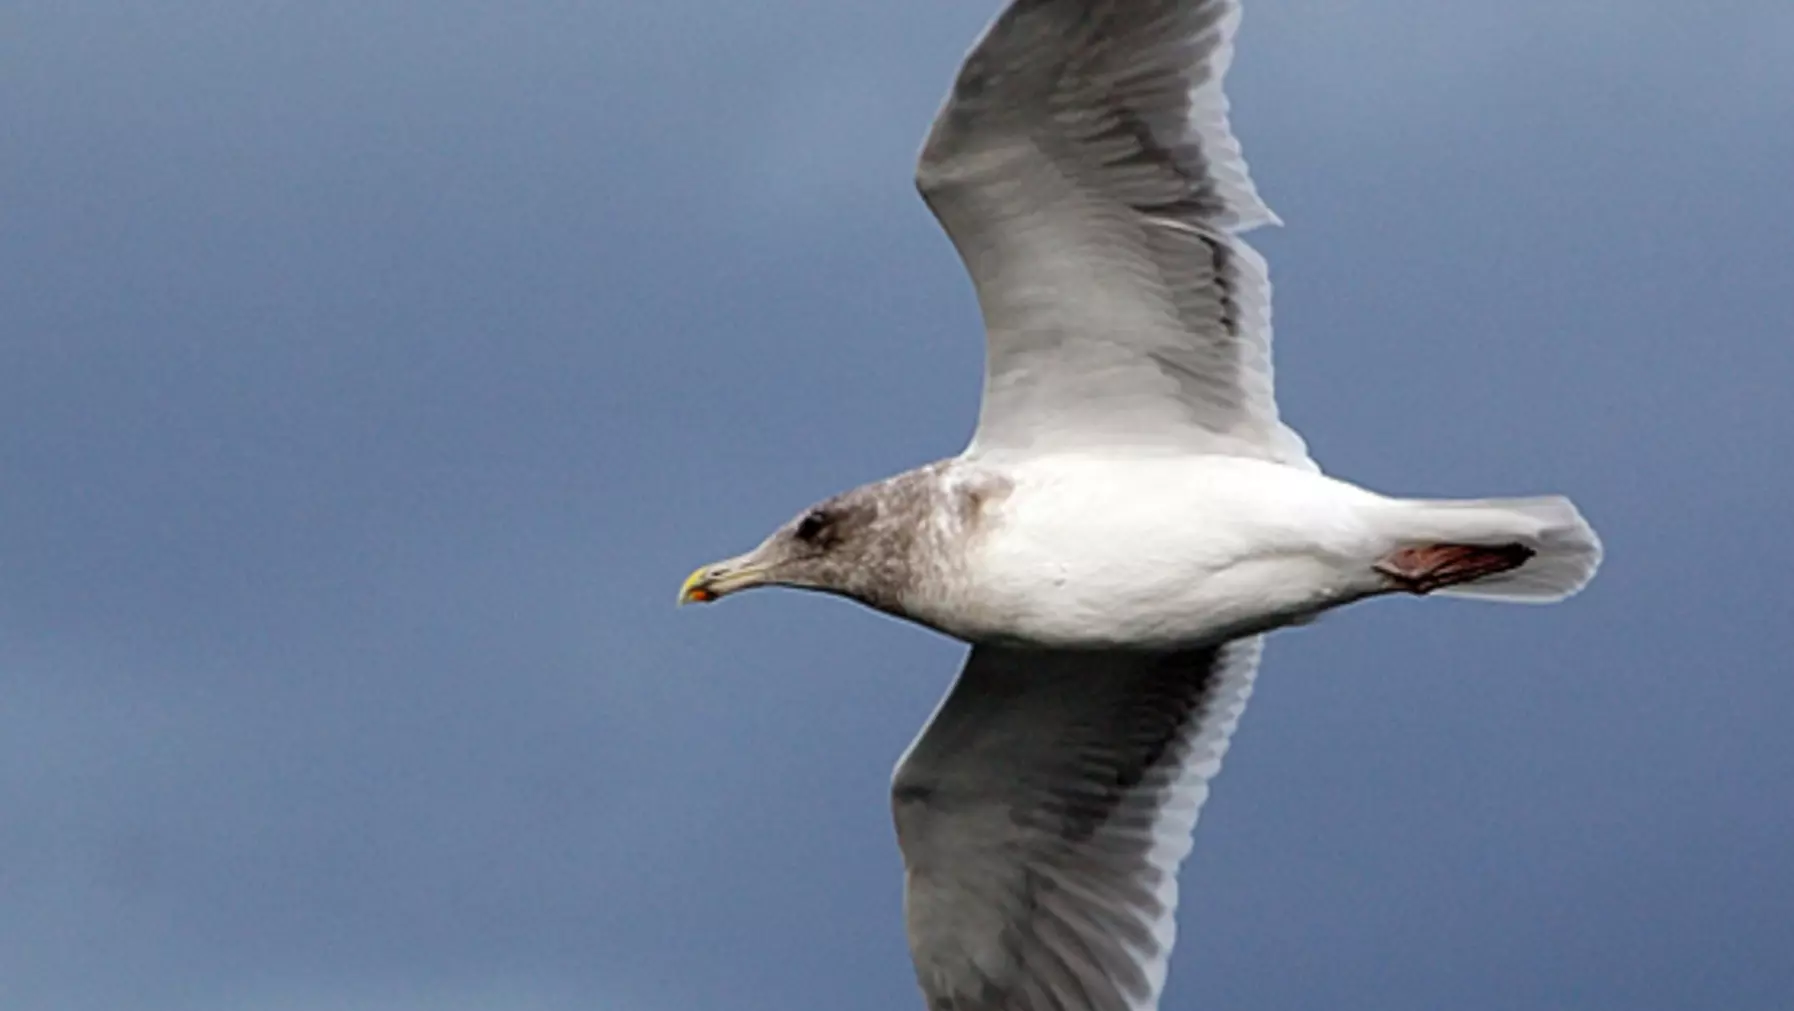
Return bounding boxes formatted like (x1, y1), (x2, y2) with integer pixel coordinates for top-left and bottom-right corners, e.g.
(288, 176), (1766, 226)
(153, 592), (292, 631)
(904, 453), (1388, 649)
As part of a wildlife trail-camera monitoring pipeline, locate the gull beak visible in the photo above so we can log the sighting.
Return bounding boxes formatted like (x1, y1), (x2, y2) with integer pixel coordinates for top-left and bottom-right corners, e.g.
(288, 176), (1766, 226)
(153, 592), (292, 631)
(678, 554), (770, 605)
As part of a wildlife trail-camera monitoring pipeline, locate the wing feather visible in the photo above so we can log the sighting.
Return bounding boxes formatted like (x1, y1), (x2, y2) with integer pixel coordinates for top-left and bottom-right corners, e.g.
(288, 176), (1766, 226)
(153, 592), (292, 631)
(892, 637), (1264, 1010)
(918, 0), (1311, 467)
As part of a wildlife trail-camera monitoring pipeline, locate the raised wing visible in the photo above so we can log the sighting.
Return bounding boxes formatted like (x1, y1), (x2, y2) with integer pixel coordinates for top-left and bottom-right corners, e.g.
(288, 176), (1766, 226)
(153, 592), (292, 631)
(918, 0), (1311, 467)
(891, 638), (1263, 1010)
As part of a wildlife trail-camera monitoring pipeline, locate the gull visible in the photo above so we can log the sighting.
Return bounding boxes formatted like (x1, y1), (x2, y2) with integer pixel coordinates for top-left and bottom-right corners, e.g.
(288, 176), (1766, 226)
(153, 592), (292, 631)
(679, 1), (1601, 1008)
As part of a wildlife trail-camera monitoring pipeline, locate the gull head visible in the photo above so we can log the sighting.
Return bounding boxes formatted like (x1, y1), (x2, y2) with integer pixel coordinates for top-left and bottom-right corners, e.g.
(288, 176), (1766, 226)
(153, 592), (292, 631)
(677, 484), (908, 608)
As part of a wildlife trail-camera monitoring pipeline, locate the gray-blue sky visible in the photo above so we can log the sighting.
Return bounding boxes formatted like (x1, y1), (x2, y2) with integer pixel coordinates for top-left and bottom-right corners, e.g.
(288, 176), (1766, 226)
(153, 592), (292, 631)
(3, 2), (1791, 1009)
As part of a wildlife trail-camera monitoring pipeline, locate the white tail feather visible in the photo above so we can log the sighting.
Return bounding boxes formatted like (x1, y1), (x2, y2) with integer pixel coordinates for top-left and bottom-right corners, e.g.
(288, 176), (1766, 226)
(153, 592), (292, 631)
(1382, 496), (1603, 603)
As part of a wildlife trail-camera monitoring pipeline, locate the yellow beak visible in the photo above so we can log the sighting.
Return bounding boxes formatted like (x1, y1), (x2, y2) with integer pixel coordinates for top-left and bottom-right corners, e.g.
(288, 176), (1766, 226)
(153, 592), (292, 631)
(677, 556), (769, 605)
(679, 566), (719, 605)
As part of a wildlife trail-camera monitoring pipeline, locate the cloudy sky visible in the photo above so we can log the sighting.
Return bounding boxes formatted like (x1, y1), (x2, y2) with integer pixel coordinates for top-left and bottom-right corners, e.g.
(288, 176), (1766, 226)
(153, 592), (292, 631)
(4, 2), (1792, 1009)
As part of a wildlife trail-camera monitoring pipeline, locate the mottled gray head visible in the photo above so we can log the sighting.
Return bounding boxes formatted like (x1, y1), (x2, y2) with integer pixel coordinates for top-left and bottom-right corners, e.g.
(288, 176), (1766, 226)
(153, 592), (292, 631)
(678, 476), (935, 612)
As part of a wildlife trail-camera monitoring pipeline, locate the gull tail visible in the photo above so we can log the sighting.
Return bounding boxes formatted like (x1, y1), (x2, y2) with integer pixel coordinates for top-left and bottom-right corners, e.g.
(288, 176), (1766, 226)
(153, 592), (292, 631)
(1374, 496), (1603, 603)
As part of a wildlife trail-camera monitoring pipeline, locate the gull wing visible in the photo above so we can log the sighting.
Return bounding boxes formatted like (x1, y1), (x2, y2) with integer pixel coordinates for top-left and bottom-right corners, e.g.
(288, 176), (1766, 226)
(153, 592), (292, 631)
(918, 0), (1311, 467)
(892, 638), (1262, 1010)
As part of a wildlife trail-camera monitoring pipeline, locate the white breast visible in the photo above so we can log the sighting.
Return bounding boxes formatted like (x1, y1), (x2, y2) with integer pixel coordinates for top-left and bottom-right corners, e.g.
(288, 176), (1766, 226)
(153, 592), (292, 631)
(928, 453), (1392, 649)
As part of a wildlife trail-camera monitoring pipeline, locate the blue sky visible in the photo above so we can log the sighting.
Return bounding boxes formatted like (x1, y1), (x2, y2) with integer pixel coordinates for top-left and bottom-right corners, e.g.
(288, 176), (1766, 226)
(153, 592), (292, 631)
(3, 2), (1792, 1009)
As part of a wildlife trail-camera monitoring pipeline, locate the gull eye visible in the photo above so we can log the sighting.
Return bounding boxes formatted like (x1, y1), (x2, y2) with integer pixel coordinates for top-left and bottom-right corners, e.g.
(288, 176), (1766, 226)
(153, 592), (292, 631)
(794, 510), (831, 543)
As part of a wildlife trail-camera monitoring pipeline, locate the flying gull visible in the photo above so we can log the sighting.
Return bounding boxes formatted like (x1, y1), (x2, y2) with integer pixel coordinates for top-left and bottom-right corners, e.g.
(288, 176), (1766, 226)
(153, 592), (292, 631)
(679, 1), (1602, 1008)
